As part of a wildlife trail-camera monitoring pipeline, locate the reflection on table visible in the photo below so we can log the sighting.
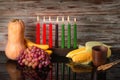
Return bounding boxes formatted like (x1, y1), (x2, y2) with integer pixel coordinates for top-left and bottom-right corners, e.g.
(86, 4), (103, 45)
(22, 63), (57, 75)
(5, 59), (107, 80)
(6, 60), (50, 80)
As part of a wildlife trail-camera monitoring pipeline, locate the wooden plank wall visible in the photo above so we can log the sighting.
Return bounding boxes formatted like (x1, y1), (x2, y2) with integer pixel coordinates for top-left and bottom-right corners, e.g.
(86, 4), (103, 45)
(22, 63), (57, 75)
(0, 0), (120, 51)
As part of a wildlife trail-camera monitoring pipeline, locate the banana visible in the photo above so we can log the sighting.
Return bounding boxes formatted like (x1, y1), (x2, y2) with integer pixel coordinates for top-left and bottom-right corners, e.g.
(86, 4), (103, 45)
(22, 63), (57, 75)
(24, 38), (49, 50)
(72, 50), (92, 64)
(66, 47), (86, 58)
(24, 38), (52, 55)
(45, 50), (52, 55)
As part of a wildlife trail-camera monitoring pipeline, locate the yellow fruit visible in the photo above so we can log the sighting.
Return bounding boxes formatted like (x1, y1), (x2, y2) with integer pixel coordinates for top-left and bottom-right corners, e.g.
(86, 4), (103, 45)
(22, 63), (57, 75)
(66, 47), (86, 58)
(45, 50), (52, 55)
(25, 38), (49, 50)
(72, 51), (92, 64)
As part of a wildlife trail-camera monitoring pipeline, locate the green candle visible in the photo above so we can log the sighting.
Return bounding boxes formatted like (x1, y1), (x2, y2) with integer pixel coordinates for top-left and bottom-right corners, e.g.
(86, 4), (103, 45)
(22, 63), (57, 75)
(67, 22), (71, 48)
(61, 17), (65, 48)
(61, 23), (65, 48)
(67, 16), (71, 48)
(73, 18), (77, 48)
(73, 18), (77, 80)
(61, 17), (65, 80)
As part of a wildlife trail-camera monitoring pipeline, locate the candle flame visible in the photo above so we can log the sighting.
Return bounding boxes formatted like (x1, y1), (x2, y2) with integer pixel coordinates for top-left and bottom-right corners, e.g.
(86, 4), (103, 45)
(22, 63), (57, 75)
(49, 16), (51, 21)
(74, 18), (76, 22)
(67, 16), (70, 22)
(62, 16), (64, 22)
(43, 16), (45, 22)
(37, 16), (40, 22)
(56, 16), (59, 22)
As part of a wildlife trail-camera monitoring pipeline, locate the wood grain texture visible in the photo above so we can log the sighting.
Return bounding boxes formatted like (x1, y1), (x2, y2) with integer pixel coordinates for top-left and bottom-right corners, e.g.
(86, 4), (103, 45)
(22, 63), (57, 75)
(0, 0), (120, 51)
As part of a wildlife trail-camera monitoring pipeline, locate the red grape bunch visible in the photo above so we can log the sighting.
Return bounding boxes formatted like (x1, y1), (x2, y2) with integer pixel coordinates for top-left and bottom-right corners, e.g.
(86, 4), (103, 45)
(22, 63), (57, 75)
(18, 46), (51, 69)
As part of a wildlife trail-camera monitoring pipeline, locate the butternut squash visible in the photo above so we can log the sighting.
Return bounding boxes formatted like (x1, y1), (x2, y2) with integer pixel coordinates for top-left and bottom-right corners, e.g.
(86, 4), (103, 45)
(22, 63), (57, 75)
(5, 19), (26, 60)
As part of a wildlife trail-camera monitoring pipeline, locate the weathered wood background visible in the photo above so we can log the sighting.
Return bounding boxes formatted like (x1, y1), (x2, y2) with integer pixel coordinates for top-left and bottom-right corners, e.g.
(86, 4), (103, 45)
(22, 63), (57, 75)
(0, 0), (120, 51)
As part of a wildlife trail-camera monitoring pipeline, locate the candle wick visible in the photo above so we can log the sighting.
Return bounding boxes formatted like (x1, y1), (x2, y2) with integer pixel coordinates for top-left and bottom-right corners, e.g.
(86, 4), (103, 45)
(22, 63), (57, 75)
(62, 16), (64, 22)
(56, 16), (59, 22)
(74, 18), (76, 23)
(43, 16), (45, 22)
(67, 16), (70, 22)
(49, 16), (51, 22)
(37, 16), (40, 22)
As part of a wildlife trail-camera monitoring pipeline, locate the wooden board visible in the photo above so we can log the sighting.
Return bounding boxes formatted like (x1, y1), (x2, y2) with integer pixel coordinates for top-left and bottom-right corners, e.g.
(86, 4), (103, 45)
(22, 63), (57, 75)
(0, 0), (120, 51)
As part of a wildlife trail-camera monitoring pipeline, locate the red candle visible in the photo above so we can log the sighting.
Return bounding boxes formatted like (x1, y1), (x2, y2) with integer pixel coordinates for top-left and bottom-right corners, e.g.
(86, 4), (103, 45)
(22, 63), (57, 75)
(48, 17), (53, 80)
(43, 16), (46, 44)
(36, 16), (40, 44)
(49, 16), (53, 48)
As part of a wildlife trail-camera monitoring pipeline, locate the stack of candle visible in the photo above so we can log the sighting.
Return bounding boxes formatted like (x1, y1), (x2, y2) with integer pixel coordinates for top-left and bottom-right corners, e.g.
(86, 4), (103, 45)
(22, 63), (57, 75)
(61, 16), (77, 49)
(35, 16), (77, 48)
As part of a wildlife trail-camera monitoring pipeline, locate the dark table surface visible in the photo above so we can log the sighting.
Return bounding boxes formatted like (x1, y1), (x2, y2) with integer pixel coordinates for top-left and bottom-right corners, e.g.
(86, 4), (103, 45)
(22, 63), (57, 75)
(0, 48), (120, 80)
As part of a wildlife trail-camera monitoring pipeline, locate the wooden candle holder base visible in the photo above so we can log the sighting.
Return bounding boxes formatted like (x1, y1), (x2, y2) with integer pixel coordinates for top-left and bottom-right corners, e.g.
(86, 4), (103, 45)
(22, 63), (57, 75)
(50, 48), (75, 63)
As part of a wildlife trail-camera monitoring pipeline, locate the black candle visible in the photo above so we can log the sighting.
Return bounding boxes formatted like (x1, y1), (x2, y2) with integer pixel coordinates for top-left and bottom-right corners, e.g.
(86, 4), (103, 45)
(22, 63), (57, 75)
(55, 16), (59, 80)
(55, 16), (59, 48)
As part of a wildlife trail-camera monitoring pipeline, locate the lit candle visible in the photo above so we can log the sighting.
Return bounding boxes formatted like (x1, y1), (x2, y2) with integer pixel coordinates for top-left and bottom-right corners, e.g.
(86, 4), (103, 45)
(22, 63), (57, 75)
(67, 16), (71, 48)
(49, 16), (53, 48)
(55, 16), (59, 48)
(61, 17), (65, 80)
(36, 16), (40, 44)
(61, 16), (65, 48)
(43, 16), (46, 44)
(73, 19), (77, 79)
(55, 16), (59, 80)
(73, 18), (77, 48)
(67, 17), (71, 80)
(49, 17), (53, 80)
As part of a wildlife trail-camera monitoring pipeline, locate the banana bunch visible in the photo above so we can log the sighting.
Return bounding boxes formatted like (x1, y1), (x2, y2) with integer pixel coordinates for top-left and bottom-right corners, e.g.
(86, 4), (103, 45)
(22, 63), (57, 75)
(66, 41), (111, 65)
(24, 38), (52, 55)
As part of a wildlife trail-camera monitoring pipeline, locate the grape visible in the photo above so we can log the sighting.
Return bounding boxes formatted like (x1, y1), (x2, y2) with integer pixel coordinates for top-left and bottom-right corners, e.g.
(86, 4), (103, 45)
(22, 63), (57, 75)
(28, 62), (32, 67)
(18, 60), (21, 64)
(25, 61), (29, 65)
(33, 54), (38, 58)
(32, 64), (36, 69)
(17, 46), (51, 70)
(19, 62), (22, 65)
(38, 64), (42, 68)
(30, 53), (34, 57)
(38, 56), (42, 60)
(22, 59), (26, 63)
